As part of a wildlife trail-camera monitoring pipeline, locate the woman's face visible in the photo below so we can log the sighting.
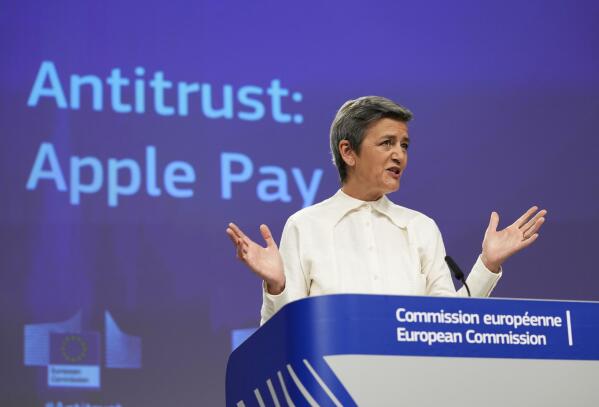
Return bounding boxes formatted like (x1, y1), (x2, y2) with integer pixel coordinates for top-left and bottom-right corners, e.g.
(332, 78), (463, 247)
(345, 118), (410, 200)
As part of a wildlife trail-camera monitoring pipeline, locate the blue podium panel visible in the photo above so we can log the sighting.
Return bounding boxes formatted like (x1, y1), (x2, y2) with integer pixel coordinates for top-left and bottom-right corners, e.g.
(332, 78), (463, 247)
(226, 295), (599, 406)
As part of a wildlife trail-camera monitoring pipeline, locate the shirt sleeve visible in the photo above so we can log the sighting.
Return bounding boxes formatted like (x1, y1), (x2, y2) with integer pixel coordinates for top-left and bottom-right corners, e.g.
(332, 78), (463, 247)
(464, 254), (502, 297)
(259, 216), (310, 325)
(419, 216), (501, 297)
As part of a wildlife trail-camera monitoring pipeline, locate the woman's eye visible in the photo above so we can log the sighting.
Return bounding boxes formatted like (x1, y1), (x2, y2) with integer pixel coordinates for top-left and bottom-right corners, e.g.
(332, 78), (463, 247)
(381, 140), (392, 146)
(401, 143), (409, 150)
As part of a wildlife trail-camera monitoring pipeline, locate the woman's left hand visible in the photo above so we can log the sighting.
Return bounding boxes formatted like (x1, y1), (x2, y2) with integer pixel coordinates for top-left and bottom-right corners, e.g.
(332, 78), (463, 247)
(481, 206), (547, 273)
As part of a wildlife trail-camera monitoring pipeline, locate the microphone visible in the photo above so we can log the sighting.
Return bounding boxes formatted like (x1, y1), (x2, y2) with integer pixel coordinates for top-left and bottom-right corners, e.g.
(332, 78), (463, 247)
(445, 255), (471, 297)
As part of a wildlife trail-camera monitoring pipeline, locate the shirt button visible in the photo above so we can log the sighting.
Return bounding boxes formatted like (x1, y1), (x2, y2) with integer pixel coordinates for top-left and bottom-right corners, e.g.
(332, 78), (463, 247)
(365, 221), (370, 227)
(368, 245), (374, 251)
(373, 275), (379, 280)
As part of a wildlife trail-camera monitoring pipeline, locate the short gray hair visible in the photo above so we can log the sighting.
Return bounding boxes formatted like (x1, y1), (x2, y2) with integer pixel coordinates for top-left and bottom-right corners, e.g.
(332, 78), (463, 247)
(329, 96), (413, 183)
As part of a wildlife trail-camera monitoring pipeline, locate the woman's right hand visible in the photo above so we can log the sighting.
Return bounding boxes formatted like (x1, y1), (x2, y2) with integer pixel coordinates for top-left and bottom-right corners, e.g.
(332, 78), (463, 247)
(226, 223), (285, 294)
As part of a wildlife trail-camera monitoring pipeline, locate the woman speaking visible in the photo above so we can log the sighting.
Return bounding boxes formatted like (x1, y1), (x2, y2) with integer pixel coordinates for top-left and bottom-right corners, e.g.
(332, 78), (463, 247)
(226, 96), (546, 325)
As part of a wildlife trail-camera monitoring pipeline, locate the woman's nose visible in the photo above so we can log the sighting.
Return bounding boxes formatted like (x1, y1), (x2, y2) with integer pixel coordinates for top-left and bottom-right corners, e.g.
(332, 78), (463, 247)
(392, 147), (405, 161)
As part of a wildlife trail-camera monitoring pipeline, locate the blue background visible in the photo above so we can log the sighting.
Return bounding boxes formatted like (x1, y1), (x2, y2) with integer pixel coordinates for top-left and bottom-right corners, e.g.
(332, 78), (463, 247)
(1, 0), (598, 405)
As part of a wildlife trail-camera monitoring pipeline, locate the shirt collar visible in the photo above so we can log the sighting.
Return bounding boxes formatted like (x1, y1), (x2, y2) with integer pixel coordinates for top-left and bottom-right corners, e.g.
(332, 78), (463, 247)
(330, 189), (408, 229)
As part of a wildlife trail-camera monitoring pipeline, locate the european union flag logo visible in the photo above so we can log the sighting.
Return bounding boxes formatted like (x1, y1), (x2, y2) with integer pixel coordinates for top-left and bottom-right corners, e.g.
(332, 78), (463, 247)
(50, 333), (100, 365)
(48, 333), (100, 388)
(24, 309), (142, 390)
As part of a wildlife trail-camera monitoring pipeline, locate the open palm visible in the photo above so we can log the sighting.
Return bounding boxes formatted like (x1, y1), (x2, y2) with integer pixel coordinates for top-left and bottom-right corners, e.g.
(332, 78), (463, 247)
(481, 206), (547, 272)
(226, 223), (285, 294)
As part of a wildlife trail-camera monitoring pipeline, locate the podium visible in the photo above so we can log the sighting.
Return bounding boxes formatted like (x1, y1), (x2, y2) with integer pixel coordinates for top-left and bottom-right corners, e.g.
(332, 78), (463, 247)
(226, 295), (599, 406)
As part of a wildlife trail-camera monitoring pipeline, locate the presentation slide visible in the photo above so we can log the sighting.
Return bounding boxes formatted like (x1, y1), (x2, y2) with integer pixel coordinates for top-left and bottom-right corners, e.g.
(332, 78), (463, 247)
(1, 1), (597, 405)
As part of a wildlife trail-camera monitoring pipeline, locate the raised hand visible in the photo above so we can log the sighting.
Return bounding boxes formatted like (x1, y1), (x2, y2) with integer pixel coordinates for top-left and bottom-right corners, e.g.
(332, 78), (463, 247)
(481, 206), (547, 273)
(226, 223), (285, 294)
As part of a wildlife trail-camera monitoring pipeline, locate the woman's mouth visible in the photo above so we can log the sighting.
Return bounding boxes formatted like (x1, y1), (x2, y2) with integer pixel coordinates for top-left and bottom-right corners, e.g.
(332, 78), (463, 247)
(386, 166), (401, 178)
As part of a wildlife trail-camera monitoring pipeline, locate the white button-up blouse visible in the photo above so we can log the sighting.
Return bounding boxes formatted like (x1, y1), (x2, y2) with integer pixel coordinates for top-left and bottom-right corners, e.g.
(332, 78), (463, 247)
(260, 190), (501, 324)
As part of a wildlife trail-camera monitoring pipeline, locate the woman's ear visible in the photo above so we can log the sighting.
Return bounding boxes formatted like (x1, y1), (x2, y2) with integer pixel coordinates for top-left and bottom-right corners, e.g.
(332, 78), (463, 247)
(339, 140), (356, 167)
